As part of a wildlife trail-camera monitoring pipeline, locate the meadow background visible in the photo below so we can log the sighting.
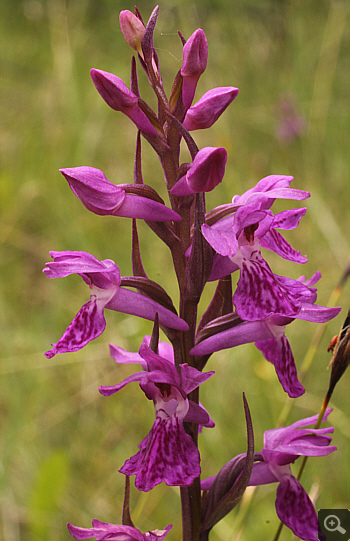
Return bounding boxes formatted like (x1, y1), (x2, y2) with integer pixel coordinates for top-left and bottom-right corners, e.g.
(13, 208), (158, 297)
(1, 0), (349, 539)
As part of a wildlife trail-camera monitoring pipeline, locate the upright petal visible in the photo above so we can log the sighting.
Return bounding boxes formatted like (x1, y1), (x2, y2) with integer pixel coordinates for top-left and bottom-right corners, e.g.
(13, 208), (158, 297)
(232, 175), (309, 209)
(43, 251), (121, 287)
(260, 229), (307, 263)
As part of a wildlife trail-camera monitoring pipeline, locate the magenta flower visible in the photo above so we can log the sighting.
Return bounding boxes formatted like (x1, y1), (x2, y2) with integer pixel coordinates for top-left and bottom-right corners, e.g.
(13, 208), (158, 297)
(43, 252), (188, 358)
(202, 175), (311, 321)
(90, 69), (157, 135)
(191, 272), (341, 397)
(202, 410), (336, 541)
(67, 519), (172, 540)
(99, 343), (214, 491)
(181, 29), (208, 108)
(109, 336), (214, 430)
(183, 87), (239, 131)
(60, 166), (181, 222)
(170, 147), (227, 196)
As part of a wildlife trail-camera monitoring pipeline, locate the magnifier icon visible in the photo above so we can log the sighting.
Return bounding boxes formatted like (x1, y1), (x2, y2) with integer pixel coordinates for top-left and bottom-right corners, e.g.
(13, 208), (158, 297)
(324, 514), (346, 534)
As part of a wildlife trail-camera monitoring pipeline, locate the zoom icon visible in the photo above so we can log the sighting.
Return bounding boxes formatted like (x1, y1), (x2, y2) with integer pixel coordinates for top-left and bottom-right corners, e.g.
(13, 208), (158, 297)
(318, 509), (350, 540)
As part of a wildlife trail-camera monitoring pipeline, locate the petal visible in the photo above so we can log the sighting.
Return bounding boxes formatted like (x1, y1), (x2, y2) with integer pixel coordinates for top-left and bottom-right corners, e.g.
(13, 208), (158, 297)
(191, 320), (272, 356)
(67, 523), (100, 540)
(184, 400), (213, 427)
(209, 254), (239, 281)
(109, 343), (147, 368)
(275, 435), (336, 458)
(296, 304), (341, 323)
(145, 525), (173, 541)
(275, 476), (319, 541)
(233, 252), (301, 320)
(45, 290), (113, 358)
(106, 288), (189, 332)
(183, 87), (239, 131)
(233, 175), (310, 208)
(139, 344), (181, 385)
(202, 223), (238, 257)
(256, 335), (305, 398)
(179, 363), (214, 394)
(260, 229), (308, 263)
(181, 29), (208, 108)
(90, 69), (157, 135)
(119, 10), (146, 51)
(60, 167), (126, 214)
(68, 520), (145, 541)
(43, 251), (121, 287)
(248, 461), (279, 486)
(201, 475), (216, 491)
(171, 147), (227, 196)
(263, 408), (334, 451)
(272, 208), (307, 230)
(120, 415), (200, 491)
(99, 371), (146, 396)
(118, 193), (181, 222)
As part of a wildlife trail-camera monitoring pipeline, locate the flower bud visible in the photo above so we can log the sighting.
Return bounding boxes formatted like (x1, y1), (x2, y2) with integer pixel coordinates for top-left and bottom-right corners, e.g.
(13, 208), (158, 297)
(90, 69), (157, 135)
(171, 147), (227, 196)
(60, 166), (181, 222)
(119, 10), (146, 55)
(181, 29), (208, 108)
(183, 87), (239, 131)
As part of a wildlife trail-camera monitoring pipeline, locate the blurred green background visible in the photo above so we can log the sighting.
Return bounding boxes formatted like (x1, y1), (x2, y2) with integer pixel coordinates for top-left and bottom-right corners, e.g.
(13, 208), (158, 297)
(1, 0), (349, 539)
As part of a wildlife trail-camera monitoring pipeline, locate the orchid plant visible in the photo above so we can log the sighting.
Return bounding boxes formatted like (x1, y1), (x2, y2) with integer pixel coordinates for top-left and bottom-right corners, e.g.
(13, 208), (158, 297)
(43, 6), (344, 541)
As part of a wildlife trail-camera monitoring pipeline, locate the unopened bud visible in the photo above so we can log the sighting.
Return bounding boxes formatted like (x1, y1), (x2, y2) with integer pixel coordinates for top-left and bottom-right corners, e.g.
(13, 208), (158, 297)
(181, 29), (208, 108)
(171, 147), (227, 196)
(90, 69), (157, 135)
(183, 87), (239, 131)
(119, 10), (146, 55)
